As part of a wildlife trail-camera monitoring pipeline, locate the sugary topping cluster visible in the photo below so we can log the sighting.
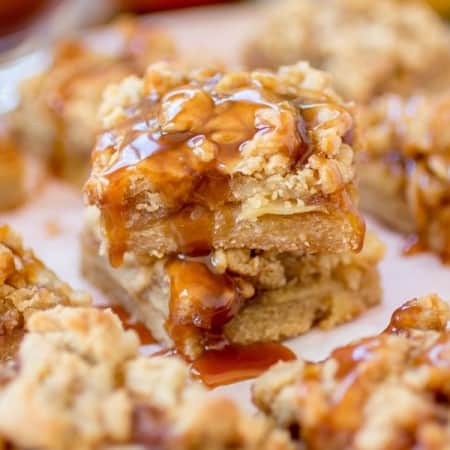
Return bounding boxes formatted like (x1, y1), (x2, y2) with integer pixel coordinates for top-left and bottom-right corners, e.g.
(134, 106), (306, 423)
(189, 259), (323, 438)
(91, 61), (355, 187)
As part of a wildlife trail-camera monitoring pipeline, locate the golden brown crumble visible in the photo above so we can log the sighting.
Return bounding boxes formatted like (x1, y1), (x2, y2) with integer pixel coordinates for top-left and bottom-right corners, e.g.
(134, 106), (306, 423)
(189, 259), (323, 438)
(0, 306), (295, 450)
(246, 0), (450, 102)
(253, 294), (450, 450)
(85, 62), (362, 264)
(360, 93), (450, 261)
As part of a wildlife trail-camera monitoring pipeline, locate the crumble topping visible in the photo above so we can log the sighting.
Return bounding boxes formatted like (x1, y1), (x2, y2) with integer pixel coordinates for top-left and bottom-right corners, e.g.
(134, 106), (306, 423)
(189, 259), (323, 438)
(85, 62), (360, 265)
(246, 0), (450, 102)
(253, 294), (450, 450)
(0, 306), (295, 450)
(361, 93), (450, 260)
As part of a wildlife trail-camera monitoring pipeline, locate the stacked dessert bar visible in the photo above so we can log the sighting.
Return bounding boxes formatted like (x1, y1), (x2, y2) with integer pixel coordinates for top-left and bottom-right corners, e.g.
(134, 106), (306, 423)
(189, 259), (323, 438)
(82, 61), (384, 359)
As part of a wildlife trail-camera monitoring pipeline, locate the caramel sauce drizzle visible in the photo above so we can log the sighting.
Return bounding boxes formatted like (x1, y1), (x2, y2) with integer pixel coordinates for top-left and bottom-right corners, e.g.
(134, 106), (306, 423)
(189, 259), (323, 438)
(94, 84), (318, 267)
(105, 256), (297, 387)
(166, 257), (243, 353)
(191, 342), (296, 388)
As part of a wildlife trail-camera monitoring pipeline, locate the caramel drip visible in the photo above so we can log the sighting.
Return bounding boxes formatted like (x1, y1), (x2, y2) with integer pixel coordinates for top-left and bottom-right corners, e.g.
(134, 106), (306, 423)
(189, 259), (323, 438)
(379, 148), (450, 264)
(105, 305), (156, 345)
(95, 86), (308, 266)
(191, 342), (296, 388)
(401, 234), (427, 257)
(166, 258), (244, 357)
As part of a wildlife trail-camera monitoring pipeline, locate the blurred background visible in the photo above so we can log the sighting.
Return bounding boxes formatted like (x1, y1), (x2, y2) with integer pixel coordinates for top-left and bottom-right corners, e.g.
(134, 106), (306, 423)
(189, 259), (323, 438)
(0, 0), (448, 111)
(0, 0), (449, 59)
(0, 0), (242, 55)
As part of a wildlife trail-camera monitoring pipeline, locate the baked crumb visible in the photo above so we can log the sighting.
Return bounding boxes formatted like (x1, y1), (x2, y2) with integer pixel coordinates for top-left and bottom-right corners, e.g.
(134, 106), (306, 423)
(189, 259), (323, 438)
(44, 219), (62, 237)
(253, 294), (450, 450)
(246, 0), (450, 102)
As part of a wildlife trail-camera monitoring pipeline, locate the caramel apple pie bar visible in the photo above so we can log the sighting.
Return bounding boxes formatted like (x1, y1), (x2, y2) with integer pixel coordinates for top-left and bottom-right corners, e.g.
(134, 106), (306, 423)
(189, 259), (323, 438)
(246, 0), (450, 102)
(359, 93), (450, 261)
(0, 304), (294, 450)
(82, 62), (384, 360)
(253, 294), (450, 450)
(9, 18), (176, 185)
(85, 62), (365, 262)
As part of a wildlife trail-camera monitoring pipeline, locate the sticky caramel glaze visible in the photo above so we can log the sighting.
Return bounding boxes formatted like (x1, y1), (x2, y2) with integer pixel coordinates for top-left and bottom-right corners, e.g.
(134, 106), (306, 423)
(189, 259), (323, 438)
(191, 343), (296, 388)
(166, 258), (245, 358)
(103, 305), (156, 345)
(93, 85), (326, 266)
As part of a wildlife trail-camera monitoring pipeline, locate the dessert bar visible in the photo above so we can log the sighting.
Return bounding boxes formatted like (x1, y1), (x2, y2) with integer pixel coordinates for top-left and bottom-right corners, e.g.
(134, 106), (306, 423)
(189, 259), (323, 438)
(359, 93), (450, 261)
(83, 61), (384, 359)
(85, 61), (365, 264)
(82, 208), (384, 360)
(9, 18), (176, 185)
(246, 0), (450, 102)
(253, 294), (450, 450)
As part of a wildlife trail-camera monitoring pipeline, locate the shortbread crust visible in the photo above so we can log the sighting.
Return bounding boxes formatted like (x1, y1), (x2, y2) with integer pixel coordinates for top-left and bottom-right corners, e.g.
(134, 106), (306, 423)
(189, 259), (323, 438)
(81, 210), (384, 360)
(0, 126), (24, 210)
